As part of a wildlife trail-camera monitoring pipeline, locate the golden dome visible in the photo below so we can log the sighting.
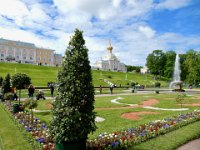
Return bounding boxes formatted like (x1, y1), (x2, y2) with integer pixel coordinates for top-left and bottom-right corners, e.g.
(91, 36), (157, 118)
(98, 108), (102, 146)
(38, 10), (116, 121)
(107, 40), (113, 53)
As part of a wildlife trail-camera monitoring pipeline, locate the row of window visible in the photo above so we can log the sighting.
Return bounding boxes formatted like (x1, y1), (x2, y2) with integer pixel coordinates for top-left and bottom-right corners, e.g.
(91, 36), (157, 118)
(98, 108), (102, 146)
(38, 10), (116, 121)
(0, 47), (53, 56)
(0, 54), (52, 62)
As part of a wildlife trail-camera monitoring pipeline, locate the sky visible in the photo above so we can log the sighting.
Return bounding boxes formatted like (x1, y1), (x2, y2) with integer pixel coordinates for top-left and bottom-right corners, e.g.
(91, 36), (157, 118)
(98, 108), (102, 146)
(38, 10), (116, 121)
(0, 0), (200, 66)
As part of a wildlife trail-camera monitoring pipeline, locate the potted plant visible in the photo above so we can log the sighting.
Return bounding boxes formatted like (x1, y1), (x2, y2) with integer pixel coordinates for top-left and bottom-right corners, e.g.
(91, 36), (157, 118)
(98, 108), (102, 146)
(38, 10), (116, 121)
(50, 29), (96, 150)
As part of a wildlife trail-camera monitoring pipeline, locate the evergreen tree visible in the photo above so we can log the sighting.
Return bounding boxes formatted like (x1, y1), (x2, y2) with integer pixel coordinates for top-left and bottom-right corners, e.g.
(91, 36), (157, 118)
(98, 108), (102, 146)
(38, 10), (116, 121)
(1, 73), (11, 97)
(50, 29), (96, 148)
(0, 76), (3, 87)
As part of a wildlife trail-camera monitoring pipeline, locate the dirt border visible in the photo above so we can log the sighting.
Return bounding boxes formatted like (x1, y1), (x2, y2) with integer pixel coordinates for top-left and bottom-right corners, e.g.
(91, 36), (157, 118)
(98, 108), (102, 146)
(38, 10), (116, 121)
(121, 111), (158, 120)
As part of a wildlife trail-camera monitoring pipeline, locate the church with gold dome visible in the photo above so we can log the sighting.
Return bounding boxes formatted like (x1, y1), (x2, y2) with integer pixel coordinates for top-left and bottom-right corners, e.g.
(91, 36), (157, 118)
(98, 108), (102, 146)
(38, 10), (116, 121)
(94, 41), (127, 72)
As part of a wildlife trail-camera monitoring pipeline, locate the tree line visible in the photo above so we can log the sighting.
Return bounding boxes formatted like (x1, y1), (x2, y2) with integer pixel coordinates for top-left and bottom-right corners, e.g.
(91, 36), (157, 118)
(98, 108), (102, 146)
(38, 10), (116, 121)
(146, 49), (200, 86)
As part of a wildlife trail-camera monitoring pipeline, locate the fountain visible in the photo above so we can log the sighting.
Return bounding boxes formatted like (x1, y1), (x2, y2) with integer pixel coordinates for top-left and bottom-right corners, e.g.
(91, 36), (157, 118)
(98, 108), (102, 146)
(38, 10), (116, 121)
(169, 54), (185, 92)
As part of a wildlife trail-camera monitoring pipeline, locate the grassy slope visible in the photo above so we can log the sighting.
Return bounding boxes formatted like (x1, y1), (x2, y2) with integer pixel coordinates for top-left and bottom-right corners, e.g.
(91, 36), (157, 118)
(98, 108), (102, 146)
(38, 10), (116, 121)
(0, 104), (32, 150)
(0, 62), (168, 87)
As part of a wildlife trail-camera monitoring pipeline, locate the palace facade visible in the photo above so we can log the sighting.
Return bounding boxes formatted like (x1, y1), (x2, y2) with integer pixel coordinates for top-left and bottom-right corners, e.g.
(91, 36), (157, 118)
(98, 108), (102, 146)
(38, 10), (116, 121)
(0, 38), (62, 66)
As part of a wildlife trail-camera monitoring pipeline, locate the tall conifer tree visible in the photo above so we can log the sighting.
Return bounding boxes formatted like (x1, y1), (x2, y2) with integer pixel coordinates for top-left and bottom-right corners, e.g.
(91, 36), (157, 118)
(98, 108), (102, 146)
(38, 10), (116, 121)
(1, 73), (11, 97)
(50, 29), (96, 148)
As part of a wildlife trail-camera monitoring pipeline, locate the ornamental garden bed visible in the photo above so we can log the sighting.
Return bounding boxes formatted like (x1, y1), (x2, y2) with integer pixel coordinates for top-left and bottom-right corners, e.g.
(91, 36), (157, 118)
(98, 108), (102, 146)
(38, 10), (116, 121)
(87, 110), (200, 149)
(3, 100), (54, 150)
(2, 100), (200, 150)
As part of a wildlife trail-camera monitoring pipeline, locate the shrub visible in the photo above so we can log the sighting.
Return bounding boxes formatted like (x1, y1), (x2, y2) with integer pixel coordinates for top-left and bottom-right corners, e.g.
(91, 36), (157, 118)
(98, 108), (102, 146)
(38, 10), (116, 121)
(0, 76), (3, 86)
(3, 92), (13, 100)
(50, 29), (96, 147)
(23, 99), (38, 109)
(131, 82), (136, 87)
(1, 73), (11, 97)
(155, 82), (161, 88)
(107, 75), (112, 79)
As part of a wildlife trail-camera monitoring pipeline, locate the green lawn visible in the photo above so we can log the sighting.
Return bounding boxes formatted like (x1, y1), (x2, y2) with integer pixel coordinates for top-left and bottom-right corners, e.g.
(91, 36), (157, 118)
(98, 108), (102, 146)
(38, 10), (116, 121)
(0, 104), (32, 150)
(0, 62), (168, 87)
(1, 92), (200, 149)
(33, 93), (200, 139)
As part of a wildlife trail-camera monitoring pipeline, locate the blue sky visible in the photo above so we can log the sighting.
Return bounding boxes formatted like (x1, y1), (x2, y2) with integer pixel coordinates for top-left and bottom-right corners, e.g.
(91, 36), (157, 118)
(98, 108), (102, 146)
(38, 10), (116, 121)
(0, 0), (199, 66)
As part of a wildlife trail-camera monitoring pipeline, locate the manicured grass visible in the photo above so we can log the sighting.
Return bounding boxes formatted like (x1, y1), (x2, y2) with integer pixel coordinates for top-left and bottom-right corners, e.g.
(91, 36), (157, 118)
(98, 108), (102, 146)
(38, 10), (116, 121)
(129, 120), (200, 150)
(0, 62), (168, 87)
(36, 99), (52, 110)
(34, 93), (200, 139)
(34, 112), (52, 125)
(0, 104), (32, 150)
(1, 92), (200, 149)
(0, 62), (59, 86)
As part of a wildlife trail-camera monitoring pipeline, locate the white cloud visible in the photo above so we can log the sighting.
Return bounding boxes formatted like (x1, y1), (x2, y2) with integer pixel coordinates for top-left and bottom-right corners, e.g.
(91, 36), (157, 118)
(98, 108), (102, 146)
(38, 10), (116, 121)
(28, 4), (51, 23)
(0, 0), (29, 18)
(0, 0), (199, 67)
(156, 0), (191, 10)
(139, 26), (156, 38)
(112, 0), (122, 8)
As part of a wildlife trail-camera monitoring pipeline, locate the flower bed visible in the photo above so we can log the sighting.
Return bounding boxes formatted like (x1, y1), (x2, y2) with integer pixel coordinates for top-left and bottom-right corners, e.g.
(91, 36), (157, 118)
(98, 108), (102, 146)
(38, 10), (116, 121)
(3, 101), (55, 150)
(2, 101), (200, 150)
(87, 110), (200, 150)
(14, 112), (55, 150)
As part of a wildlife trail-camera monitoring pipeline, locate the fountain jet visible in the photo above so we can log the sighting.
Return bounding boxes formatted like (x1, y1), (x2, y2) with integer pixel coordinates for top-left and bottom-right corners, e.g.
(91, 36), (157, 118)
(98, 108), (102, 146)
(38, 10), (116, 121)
(170, 54), (184, 91)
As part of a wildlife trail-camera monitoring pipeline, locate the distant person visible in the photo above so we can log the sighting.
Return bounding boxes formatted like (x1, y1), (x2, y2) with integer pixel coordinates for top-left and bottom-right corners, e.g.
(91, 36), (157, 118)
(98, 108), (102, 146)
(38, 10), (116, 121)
(110, 85), (113, 94)
(49, 83), (54, 97)
(99, 85), (102, 94)
(36, 90), (45, 100)
(28, 85), (35, 98)
(12, 87), (18, 100)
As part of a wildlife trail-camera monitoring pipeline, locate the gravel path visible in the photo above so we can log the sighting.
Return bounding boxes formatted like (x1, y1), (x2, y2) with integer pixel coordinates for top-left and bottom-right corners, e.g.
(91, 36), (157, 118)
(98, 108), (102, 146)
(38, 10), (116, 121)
(177, 139), (200, 150)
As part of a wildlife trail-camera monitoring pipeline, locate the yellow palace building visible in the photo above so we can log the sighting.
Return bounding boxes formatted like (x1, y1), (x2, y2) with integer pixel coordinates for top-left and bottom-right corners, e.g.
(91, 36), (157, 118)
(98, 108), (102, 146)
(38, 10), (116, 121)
(0, 38), (57, 66)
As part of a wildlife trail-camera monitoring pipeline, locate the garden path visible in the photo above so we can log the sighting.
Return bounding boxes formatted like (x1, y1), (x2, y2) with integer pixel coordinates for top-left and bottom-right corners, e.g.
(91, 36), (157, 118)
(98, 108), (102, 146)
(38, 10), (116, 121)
(177, 138), (200, 150)
(109, 96), (189, 111)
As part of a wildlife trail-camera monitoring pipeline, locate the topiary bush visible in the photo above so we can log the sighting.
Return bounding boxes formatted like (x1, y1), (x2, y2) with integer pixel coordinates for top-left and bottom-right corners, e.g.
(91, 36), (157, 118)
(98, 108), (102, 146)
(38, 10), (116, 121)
(11, 73), (31, 104)
(50, 29), (96, 149)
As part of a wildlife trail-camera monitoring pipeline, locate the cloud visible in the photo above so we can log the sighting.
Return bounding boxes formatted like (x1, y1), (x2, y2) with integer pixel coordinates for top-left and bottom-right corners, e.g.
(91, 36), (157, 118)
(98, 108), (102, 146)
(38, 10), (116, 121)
(0, 0), (29, 18)
(0, 0), (199, 67)
(139, 26), (156, 38)
(156, 0), (191, 10)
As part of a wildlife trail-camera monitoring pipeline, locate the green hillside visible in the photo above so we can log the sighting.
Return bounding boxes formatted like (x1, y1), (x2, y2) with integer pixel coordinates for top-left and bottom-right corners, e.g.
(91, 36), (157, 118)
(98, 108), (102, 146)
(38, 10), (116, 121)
(0, 62), (168, 87)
